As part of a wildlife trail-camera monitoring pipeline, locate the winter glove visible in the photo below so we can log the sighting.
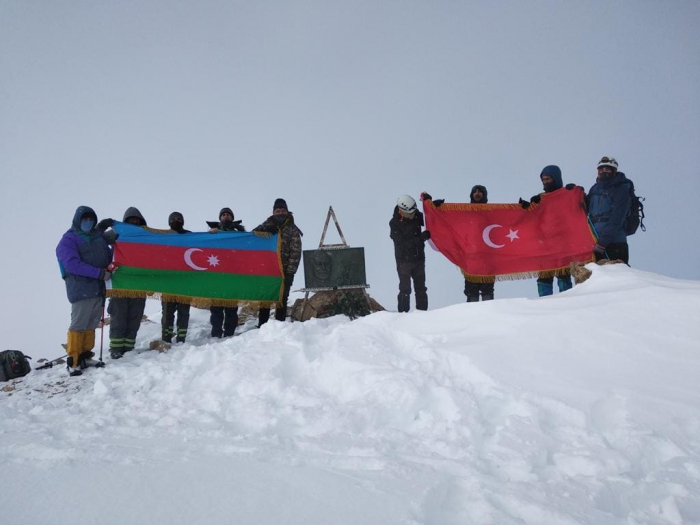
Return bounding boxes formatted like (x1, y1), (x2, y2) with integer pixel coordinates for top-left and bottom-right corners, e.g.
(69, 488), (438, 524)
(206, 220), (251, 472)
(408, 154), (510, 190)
(99, 270), (112, 281)
(530, 194), (541, 204)
(97, 218), (115, 230)
(284, 273), (295, 287)
(565, 183), (577, 190)
(420, 230), (431, 241)
(593, 243), (606, 256)
(433, 199), (445, 207)
(519, 198), (531, 209)
(421, 192), (432, 201)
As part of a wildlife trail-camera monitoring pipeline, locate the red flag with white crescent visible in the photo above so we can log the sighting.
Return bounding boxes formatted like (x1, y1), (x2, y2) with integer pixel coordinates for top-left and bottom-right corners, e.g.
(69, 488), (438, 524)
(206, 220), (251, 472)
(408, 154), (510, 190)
(423, 188), (595, 280)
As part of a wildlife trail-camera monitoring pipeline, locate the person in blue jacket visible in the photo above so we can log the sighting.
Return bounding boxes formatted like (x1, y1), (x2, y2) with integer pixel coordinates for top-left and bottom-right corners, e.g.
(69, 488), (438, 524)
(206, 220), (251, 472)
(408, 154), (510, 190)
(56, 206), (116, 376)
(587, 156), (632, 264)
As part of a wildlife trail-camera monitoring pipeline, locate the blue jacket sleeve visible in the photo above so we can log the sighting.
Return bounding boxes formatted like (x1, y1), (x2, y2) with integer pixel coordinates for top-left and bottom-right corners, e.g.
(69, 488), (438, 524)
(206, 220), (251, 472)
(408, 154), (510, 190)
(55, 233), (102, 280)
(597, 182), (632, 246)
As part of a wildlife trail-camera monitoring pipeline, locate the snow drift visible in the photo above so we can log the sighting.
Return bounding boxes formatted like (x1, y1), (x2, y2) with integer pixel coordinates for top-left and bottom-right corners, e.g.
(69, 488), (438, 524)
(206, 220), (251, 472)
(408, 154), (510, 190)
(1, 264), (699, 524)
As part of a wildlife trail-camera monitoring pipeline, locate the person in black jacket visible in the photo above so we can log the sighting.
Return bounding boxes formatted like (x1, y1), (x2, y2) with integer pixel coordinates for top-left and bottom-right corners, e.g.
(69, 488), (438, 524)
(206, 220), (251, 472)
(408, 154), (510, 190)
(464, 185), (496, 302)
(109, 207), (148, 359)
(161, 212), (192, 343)
(208, 207), (246, 337)
(390, 195), (430, 312)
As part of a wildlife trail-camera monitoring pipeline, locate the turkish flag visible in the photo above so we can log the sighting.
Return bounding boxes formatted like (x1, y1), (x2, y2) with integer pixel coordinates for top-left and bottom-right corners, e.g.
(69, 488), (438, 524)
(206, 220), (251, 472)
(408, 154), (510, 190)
(423, 188), (595, 280)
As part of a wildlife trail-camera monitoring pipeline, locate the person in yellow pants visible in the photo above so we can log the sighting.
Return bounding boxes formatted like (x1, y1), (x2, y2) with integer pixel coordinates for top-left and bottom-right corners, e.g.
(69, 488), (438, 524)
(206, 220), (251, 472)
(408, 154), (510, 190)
(56, 206), (116, 376)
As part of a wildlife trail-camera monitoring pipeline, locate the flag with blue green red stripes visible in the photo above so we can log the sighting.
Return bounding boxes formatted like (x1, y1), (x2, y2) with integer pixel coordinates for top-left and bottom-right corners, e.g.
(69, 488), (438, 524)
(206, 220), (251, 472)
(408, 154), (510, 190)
(106, 222), (283, 307)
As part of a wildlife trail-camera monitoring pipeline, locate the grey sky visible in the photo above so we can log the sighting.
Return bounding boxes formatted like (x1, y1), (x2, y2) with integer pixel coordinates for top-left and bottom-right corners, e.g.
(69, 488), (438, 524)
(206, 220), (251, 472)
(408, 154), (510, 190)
(1, 1), (698, 352)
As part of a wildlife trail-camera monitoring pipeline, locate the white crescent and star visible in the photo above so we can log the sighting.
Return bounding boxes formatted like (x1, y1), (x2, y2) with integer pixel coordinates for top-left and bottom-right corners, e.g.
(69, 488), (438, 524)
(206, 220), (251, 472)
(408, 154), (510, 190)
(482, 224), (520, 249)
(184, 248), (220, 271)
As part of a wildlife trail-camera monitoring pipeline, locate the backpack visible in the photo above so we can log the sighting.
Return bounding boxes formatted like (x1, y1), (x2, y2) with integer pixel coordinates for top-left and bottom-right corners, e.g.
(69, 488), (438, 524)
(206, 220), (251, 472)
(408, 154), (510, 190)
(0, 350), (32, 382)
(619, 173), (646, 236)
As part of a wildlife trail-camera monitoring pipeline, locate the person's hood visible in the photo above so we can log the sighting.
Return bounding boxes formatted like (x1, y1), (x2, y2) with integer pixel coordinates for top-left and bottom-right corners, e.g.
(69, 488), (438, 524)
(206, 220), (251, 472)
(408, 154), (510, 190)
(71, 205), (97, 230)
(470, 185), (488, 203)
(123, 207), (147, 226)
(540, 165), (563, 192)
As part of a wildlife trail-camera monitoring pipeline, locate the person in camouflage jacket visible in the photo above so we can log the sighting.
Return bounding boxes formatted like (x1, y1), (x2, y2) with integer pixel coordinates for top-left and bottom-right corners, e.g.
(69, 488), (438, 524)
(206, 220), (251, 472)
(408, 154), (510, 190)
(253, 198), (303, 325)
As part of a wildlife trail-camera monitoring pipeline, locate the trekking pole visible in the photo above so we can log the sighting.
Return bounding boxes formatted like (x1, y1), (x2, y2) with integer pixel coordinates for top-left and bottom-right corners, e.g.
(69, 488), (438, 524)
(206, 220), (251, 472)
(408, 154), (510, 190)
(587, 216), (610, 260)
(35, 355), (66, 370)
(95, 299), (106, 368)
(163, 301), (169, 341)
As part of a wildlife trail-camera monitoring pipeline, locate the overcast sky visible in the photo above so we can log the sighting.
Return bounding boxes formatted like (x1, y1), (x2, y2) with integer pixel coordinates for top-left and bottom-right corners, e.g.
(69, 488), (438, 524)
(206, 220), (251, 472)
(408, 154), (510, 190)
(1, 1), (698, 353)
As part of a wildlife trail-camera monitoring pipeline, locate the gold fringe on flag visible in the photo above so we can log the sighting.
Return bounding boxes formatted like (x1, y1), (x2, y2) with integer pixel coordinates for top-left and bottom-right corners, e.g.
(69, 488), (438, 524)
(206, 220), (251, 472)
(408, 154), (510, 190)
(459, 257), (595, 283)
(425, 201), (535, 212)
(140, 226), (178, 234)
(106, 289), (279, 309)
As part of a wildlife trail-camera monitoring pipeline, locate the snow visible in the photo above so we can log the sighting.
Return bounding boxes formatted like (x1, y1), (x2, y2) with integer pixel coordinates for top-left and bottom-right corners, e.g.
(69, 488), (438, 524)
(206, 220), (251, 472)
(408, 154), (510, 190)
(2, 264), (700, 524)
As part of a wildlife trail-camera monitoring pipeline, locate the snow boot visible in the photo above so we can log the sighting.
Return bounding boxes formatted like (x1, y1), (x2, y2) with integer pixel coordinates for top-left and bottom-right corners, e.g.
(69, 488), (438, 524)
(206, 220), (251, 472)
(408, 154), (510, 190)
(557, 276), (573, 293)
(397, 292), (410, 313)
(66, 356), (83, 377)
(537, 281), (554, 297)
(66, 330), (84, 372)
(415, 292), (428, 311)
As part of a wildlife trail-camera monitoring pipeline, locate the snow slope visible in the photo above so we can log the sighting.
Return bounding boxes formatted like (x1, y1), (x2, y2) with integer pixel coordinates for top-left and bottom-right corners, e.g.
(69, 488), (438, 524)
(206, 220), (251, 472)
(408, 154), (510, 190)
(2, 264), (699, 524)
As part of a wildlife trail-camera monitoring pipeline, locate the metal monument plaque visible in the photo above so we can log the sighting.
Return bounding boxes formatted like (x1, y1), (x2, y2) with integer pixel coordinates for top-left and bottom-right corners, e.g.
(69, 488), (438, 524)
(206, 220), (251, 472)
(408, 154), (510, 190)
(302, 247), (367, 291)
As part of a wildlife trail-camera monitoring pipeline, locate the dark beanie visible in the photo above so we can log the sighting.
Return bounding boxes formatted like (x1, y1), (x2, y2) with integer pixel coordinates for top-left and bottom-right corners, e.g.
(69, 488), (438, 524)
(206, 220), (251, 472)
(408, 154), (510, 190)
(168, 211), (184, 223)
(219, 207), (234, 220)
(273, 198), (288, 211)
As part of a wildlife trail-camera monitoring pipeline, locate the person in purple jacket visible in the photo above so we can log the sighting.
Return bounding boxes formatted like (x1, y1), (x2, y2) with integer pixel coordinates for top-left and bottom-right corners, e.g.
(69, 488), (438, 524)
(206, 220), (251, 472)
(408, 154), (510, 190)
(56, 206), (116, 376)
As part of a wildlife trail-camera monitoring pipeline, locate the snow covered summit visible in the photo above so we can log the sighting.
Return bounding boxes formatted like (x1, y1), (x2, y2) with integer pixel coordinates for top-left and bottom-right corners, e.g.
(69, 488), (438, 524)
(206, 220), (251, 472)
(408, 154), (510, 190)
(2, 264), (699, 525)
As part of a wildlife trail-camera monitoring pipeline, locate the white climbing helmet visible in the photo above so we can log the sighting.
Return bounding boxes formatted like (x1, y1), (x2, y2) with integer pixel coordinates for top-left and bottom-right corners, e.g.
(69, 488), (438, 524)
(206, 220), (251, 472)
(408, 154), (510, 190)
(597, 156), (619, 170)
(397, 194), (417, 214)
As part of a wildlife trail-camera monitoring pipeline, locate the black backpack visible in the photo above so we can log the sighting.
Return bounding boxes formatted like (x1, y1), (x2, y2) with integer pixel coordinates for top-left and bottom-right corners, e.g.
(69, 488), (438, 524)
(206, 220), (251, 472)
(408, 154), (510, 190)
(0, 350), (32, 381)
(619, 173), (646, 236)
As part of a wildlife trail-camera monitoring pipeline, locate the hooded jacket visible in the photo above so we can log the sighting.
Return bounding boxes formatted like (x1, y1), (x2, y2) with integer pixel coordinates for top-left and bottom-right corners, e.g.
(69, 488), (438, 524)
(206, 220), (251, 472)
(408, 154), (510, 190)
(56, 206), (114, 303)
(123, 207), (147, 226)
(588, 171), (632, 245)
(389, 206), (426, 263)
(540, 165), (563, 193)
(470, 185), (489, 203)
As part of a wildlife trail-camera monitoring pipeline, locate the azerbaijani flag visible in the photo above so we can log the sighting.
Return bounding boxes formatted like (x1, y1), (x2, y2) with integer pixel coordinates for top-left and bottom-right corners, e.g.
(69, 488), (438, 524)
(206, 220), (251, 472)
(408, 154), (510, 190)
(424, 187), (595, 281)
(107, 223), (283, 307)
